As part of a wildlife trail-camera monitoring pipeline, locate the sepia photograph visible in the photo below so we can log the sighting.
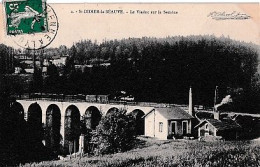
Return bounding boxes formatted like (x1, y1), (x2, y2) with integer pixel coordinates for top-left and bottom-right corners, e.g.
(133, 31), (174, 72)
(0, 0), (259, 166)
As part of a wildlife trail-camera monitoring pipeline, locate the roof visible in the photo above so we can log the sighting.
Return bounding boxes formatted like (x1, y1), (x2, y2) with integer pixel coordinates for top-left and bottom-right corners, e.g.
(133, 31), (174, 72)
(143, 107), (193, 120)
(24, 68), (34, 74)
(52, 55), (61, 59)
(195, 118), (240, 130)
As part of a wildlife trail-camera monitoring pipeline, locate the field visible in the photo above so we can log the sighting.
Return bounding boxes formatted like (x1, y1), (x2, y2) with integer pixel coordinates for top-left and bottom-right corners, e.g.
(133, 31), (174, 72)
(23, 137), (260, 167)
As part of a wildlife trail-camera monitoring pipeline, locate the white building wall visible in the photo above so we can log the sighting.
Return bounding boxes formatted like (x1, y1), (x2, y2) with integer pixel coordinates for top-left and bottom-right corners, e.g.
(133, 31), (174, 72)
(154, 113), (168, 140)
(144, 110), (168, 140)
(188, 120), (192, 133)
(145, 110), (155, 137)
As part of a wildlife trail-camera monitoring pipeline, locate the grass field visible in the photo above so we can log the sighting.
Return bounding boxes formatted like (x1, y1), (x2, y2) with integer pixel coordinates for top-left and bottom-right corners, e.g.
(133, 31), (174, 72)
(23, 137), (260, 167)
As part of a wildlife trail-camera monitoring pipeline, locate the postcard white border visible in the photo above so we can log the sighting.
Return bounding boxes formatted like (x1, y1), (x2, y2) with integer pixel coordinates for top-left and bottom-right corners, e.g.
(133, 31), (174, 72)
(1, 0), (260, 3)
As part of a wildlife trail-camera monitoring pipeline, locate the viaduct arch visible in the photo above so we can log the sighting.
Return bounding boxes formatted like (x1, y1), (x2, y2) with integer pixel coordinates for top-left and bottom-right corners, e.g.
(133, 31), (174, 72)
(106, 107), (120, 115)
(129, 109), (145, 135)
(27, 103), (42, 143)
(14, 100), (154, 153)
(10, 102), (24, 120)
(64, 105), (81, 153)
(85, 106), (102, 130)
(45, 104), (61, 153)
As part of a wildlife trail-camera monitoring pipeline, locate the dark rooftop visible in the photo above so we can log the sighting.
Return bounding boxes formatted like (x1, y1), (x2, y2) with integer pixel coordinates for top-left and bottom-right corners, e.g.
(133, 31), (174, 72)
(195, 119), (241, 130)
(154, 107), (193, 120)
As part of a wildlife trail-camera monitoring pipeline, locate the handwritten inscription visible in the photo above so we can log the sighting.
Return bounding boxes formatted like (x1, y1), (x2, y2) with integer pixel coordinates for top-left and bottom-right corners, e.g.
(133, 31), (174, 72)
(208, 11), (251, 20)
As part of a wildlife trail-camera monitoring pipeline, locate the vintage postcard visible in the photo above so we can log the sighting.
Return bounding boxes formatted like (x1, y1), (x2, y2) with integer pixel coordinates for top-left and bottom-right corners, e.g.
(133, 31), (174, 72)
(0, 0), (259, 166)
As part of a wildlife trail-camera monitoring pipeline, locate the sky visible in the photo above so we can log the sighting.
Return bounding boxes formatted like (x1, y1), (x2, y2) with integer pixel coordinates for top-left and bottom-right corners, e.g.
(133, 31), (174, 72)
(0, 3), (259, 49)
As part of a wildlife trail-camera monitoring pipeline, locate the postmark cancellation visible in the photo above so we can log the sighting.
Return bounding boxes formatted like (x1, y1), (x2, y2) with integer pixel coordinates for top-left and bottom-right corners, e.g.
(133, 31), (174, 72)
(3, 0), (58, 50)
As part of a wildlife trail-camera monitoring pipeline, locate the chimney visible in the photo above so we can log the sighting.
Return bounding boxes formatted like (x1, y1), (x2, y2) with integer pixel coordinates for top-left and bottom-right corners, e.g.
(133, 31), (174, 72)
(188, 86), (194, 116)
(213, 86), (219, 120)
(214, 110), (220, 120)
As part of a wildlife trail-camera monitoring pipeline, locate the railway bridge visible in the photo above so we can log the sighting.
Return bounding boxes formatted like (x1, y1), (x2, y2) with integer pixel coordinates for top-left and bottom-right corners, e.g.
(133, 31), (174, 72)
(12, 99), (154, 153)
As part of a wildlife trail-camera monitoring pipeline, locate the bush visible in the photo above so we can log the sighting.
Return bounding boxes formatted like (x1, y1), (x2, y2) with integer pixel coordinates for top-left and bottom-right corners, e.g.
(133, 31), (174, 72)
(91, 109), (136, 155)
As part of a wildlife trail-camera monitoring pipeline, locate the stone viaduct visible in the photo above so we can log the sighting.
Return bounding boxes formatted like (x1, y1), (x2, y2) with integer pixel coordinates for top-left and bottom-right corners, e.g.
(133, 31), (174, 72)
(13, 99), (154, 153)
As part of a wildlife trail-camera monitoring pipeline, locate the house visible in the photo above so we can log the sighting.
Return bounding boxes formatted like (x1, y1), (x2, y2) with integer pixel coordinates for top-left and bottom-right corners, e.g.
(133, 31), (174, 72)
(195, 117), (240, 140)
(143, 107), (193, 140)
(24, 68), (34, 74)
(14, 53), (32, 60)
(14, 67), (22, 74)
(21, 60), (41, 68)
(42, 66), (47, 76)
(50, 55), (67, 67)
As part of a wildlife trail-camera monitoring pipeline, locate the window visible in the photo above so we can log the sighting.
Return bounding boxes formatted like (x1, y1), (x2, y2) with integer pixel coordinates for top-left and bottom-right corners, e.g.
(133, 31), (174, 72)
(205, 123), (209, 136)
(159, 122), (163, 132)
(171, 122), (176, 134)
(182, 121), (188, 135)
(205, 124), (208, 130)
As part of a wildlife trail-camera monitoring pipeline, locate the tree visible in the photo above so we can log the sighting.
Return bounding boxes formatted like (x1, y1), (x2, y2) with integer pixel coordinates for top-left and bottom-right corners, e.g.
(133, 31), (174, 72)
(44, 63), (60, 93)
(63, 45), (76, 76)
(29, 67), (43, 93)
(91, 109), (136, 155)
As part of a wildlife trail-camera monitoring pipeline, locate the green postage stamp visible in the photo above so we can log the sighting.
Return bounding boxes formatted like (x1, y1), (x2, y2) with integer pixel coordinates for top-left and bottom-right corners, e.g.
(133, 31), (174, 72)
(4, 0), (48, 35)
(3, 0), (58, 50)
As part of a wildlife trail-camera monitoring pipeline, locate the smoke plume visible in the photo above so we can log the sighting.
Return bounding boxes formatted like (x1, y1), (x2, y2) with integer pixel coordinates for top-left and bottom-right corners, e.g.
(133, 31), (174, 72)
(215, 95), (232, 109)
